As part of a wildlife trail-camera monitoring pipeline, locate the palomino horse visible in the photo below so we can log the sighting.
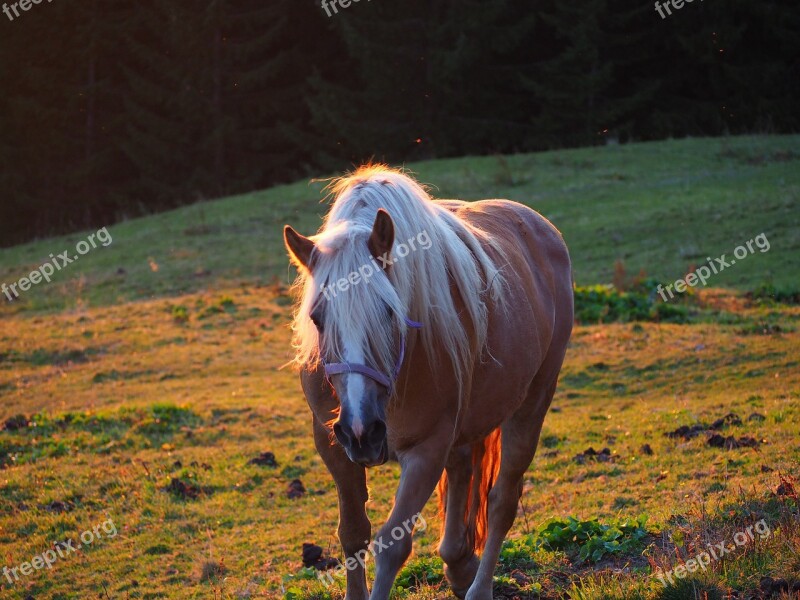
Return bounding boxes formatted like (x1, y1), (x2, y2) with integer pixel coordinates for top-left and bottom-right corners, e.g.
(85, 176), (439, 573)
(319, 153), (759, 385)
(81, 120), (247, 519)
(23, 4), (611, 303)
(283, 166), (573, 600)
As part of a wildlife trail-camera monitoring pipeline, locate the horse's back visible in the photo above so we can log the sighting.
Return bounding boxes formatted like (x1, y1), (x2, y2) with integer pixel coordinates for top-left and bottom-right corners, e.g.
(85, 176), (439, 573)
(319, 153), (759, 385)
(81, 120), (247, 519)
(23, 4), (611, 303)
(434, 198), (573, 441)
(435, 198), (572, 302)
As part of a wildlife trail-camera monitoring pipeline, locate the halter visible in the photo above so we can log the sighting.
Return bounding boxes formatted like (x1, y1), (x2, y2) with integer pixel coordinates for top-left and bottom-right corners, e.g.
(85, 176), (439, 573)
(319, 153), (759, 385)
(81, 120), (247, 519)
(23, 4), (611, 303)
(323, 317), (422, 391)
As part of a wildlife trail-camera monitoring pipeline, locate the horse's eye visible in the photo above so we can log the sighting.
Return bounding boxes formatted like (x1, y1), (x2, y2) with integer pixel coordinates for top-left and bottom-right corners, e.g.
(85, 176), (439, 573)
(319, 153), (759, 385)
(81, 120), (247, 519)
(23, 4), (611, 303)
(311, 314), (324, 332)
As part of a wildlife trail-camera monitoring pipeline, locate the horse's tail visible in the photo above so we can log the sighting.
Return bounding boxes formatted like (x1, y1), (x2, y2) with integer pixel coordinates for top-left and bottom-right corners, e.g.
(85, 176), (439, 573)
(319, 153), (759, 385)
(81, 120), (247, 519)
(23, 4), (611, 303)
(437, 428), (502, 554)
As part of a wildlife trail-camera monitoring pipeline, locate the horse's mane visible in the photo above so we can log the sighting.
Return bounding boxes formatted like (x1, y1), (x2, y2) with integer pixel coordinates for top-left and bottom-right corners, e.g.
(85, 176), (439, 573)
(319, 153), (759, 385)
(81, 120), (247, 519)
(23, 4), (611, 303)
(289, 165), (506, 397)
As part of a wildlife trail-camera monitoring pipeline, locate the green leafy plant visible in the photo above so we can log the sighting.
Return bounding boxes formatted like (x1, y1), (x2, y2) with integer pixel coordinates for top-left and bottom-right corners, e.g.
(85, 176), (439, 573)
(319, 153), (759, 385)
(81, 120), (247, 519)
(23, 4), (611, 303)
(574, 284), (690, 324)
(394, 556), (444, 595)
(749, 283), (800, 305)
(499, 534), (539, 570)
(171, 304), (189, 323)
(538, 516), (649, 563)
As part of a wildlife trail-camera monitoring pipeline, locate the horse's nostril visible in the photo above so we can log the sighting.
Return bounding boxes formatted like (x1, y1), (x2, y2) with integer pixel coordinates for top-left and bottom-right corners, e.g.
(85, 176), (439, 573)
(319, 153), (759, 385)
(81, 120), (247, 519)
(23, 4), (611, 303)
(334, 418), (385, 452)
(365, 419), (387, 447)
(333, 422), (352, 447)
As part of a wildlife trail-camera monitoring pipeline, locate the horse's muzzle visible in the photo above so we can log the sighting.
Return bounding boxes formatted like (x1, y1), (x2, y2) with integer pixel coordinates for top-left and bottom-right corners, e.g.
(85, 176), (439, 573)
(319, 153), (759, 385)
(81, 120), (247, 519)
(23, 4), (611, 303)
(333, 418), (389, 467)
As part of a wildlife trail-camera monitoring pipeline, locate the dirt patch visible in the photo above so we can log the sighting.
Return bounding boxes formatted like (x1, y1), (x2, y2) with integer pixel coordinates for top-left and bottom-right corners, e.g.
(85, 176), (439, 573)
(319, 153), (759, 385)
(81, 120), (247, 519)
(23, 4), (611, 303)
(248, 451), (278, 467)
(165, 478), (205, 500)
(707, 434), (761, 450)
(758, 576), (800, 599)
(4, 414), (28, 431)
(301, 543), (341, 570)
(666, 424), (707, 440)
(286, 479), (306, 499)
(666, 412), (745, 440)
(43, 500), (73, 513)
(573, 447), (617, 464)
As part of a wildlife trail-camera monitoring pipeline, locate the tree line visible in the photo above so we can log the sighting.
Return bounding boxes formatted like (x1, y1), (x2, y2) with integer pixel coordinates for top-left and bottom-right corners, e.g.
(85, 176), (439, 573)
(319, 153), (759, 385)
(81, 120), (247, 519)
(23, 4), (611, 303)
(1, 0), (797, 246)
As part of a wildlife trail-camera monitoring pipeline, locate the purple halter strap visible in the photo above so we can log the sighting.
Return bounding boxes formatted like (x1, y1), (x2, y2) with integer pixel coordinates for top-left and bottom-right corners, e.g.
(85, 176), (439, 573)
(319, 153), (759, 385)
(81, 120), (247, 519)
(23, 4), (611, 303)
(323, 317), (422, 391)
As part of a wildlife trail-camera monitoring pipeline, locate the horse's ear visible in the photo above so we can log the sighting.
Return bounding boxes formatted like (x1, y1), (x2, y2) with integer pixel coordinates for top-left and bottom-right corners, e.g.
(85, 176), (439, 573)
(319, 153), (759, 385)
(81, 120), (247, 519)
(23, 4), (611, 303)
(368, 209), (394, 268)
(284, 225), (315, 271)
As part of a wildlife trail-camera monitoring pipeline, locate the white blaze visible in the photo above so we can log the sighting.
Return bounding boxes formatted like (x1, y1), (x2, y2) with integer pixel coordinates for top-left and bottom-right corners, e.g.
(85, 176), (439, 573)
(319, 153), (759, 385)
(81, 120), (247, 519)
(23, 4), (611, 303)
(341, 330), (366, 439)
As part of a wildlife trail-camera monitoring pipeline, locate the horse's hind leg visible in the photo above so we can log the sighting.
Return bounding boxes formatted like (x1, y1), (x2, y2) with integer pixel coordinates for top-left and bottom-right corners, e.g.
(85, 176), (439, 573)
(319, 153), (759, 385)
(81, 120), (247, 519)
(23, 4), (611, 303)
(465, 377), (558, 600)
(439, 444), (480, 598)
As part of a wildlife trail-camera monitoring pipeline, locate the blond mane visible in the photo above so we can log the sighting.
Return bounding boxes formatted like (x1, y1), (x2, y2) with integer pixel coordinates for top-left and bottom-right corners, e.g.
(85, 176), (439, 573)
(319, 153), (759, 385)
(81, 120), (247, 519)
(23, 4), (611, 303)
(289, 165), (506, 397)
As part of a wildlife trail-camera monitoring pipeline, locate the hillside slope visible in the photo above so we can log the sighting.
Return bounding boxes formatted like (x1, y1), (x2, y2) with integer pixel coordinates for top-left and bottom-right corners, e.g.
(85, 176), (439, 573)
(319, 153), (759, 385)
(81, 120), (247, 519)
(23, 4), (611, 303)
(1, 135), (798, 314)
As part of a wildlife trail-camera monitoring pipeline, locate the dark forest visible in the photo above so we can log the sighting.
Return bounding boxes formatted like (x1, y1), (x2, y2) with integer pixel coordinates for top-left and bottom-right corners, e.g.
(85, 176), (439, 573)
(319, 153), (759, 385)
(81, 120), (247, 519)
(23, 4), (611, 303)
(1, 0), (797, 246)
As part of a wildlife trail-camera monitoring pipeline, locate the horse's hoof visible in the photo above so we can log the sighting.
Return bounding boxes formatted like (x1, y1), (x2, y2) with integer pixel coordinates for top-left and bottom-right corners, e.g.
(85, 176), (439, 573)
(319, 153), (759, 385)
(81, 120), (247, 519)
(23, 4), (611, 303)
(444, 554), (480, 598)
(451, 586), (468, 599)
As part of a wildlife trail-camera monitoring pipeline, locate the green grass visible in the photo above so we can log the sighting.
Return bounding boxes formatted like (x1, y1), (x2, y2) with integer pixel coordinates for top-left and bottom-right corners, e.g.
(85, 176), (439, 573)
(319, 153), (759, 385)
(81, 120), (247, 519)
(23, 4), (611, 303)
(0, 136), (799, 599)
(1, 135), (798, 313)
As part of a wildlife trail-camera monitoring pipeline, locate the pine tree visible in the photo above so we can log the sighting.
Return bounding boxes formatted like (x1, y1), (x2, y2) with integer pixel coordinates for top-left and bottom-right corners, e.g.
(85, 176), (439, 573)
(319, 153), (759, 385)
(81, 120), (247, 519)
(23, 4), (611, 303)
(524, 0), (617, 148)
(307, 0), (538, 166)
(120, 0), (313, 206)
(222, 0), (319, 188)
(601, 0), (664, 142)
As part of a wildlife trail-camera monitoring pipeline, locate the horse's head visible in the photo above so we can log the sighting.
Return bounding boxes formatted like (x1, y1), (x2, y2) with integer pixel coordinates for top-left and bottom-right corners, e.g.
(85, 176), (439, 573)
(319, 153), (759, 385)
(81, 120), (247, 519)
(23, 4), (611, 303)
(284, 209), (410, 467)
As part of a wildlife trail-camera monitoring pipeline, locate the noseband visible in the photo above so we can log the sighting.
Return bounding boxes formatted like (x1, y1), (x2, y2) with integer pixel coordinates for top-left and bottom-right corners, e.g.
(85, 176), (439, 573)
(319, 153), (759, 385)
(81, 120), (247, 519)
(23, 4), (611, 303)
(323, 317), (423, 391)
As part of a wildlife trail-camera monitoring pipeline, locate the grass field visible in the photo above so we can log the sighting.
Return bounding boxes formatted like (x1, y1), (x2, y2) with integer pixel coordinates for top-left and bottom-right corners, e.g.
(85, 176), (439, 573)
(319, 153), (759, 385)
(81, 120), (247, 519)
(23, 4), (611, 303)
(0, 135), (799, 600)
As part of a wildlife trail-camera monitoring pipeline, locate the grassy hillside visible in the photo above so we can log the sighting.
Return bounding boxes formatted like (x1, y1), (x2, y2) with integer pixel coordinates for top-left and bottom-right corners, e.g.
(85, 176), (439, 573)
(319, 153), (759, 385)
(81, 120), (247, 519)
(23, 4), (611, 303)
(0, 136), (799, 600)
(1, 135), (799, 314)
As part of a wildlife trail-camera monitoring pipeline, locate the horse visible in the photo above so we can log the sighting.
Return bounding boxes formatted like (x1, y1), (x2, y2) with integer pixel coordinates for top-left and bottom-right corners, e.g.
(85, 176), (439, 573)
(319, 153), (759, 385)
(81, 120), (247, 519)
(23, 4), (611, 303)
(283, 165), (573, 600)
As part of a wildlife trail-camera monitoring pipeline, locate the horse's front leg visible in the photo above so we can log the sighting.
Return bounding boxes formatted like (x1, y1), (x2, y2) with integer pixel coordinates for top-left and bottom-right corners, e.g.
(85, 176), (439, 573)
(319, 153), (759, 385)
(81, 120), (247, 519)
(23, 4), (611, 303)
(312, 416), (371, 600)
(369, 424), (452, 600)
